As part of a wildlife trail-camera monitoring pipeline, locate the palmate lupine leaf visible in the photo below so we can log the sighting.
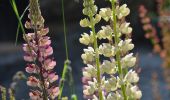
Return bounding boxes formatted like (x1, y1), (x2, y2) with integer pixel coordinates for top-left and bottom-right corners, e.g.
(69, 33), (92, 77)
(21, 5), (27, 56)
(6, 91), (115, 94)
(10, 0), (29, 45)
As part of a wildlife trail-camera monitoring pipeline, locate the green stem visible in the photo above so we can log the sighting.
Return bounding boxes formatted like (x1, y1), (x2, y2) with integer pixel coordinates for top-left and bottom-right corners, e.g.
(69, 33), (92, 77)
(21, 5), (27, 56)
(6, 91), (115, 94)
(89, 15), (103, 100)
(58, 61), (69, 100)
(111, 1), (127, 100)
(62, 0), (69, 60)
(58, 0), (69, 99)
(58, 0), (77, 99)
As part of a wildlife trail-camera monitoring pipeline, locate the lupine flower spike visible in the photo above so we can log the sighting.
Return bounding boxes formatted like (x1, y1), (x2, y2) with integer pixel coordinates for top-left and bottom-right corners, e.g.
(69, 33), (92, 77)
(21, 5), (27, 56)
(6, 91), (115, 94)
(80, 0), (142, 99)
(23, 0), (59, 99)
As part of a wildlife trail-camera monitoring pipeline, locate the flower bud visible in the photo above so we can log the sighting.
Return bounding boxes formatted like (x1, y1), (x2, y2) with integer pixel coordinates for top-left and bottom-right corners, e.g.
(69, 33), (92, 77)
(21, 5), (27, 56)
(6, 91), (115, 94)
(120, 22), (132, 34)
(80, 18), (90, 27)
(81, 47), (95, 64)
(101, 60), (117, 74)
(79, 32), (94, 45)
(116, 4), (130, 19)
(97, 25), (113, 40)
(124, 70), (139, 83)
(118, 39), (134, 53)
(121, 53), (136, 68)
(99, 8), (112, 22)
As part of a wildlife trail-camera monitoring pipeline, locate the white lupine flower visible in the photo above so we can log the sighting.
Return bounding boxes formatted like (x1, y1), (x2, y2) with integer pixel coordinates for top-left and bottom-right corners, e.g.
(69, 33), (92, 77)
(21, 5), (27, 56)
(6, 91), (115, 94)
(83, 64), (97, 78)
(83, 78), (97, 95)
(104, 80), (113, 92)
(80, 18), (90, 27)
(101, 76), (106, 85)
(93, 91), (106, 100)
(104, 76), (118, 92)
(118, 39), (134, 53)
(126, 85), (142, 99)
(99, 43), (115, 57)
(83, 71), (91, 78)
(124, 70), (139, 83)
(107, 91), (123, 100)
(94, 14), (101, 24)
(92, 95), (99, 100)
(121, 53), (136, 68)
(131, 86), (142, 99)
(116, 4), (130, 19)
(99, 8), (112, 21)
(83, 85), (95, 95)
(112, 77), (122, 90)
(120, 22), (132, 34)
(101, 60), (117, 74)
(97, 25), (113, 40)
(107, 93), (114, 100)
(79, 32), (94, 45)
(81, 47), (95, 64)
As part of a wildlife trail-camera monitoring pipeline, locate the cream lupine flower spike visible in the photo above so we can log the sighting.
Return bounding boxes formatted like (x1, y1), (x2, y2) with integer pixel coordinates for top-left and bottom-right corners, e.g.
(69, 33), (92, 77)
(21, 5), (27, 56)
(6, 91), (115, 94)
(80, 0), (142, 100)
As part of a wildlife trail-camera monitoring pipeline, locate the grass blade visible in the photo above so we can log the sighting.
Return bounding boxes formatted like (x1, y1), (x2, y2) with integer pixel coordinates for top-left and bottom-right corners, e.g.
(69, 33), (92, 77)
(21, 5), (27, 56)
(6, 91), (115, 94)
(15, 5), (29, 45)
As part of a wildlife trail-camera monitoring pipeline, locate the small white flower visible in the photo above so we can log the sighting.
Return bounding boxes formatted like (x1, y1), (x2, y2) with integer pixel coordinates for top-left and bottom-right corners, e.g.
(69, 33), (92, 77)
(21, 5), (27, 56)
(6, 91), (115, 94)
(118, 39), (134, 53)
(124, 70), (139, 83)
(101, 60), (117, 74)
(126, 85), (142, 99)
(99, 8), (112, 21)
(120, 22), (132, 34)
(99, 43), (115, 57)
(104, 76), (118, 92)
(92, 95), (99, 100)
(94, 14), (101, 24)
(83, 85), (95, 95)
(80, 18), (90, 27)
(121, 53), (136, 68)
(81, 47), (95, 64)
(116, 4), (130, 19)
(83, 64), (97, 78)
(97, 25), (113, 40)
(79, 32), (94, 45)
(83, 78), (98, 96)
(107, 91), (123, 100)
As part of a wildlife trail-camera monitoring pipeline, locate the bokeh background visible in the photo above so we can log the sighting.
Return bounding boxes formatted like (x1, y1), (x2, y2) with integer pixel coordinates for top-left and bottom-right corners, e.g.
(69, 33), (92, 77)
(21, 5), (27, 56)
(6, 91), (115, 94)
(0, 0), (168, 99)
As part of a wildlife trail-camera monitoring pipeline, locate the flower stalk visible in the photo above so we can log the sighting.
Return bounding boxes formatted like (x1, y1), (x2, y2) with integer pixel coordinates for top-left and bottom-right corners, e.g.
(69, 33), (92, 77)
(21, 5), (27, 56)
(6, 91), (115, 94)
(80, 0), (142, 99)
(111, 1), (127, 99)
(89, 14), (103, 100)
(23, 0), (59, 99)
